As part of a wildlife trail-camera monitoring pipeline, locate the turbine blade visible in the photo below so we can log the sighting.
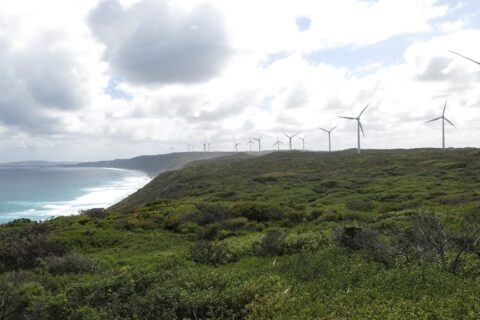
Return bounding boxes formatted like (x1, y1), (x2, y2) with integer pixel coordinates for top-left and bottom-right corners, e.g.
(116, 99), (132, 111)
(358, 102), (370, 117)
(444, 117), (456, 128)
(449, 50), (480, 66)
(283, 132), (290, 138)
(359, 122), (365, 137)
(425, 117), (442, 123)
(330, 125), (338, 132)
(442, 100), (447, 116)
(339, 116), (356, 120)
(319, 128), (329, 133)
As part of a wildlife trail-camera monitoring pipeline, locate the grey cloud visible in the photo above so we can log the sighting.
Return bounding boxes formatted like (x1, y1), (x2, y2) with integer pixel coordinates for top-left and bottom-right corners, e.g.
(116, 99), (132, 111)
(416, 56), (451, 81)
(88, 0), (231, 85)
(0, 34), (90, 134)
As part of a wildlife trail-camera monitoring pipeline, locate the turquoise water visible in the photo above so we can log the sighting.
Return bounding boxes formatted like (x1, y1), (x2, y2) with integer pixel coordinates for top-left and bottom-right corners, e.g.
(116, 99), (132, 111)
(0, 167), (150, 224)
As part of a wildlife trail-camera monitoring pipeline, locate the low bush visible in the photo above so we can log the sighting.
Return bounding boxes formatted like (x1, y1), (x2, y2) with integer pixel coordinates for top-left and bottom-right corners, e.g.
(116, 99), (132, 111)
(80, 208), (107, 220)
(335, 226), (393, 266)
(190, 241), (238, 266)
(0, 223), (65, 272)
(253, 230), (287, 256)
(42, 252), (96, 275)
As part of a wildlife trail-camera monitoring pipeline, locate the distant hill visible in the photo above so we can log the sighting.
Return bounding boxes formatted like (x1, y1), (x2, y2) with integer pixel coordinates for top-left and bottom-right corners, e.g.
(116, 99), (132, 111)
(66, 152), (236, 177)
(0, 161), (76, 168)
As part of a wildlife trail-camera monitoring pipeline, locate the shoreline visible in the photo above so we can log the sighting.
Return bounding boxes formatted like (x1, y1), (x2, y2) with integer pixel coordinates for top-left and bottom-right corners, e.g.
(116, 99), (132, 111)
(0, 167), (151, 224)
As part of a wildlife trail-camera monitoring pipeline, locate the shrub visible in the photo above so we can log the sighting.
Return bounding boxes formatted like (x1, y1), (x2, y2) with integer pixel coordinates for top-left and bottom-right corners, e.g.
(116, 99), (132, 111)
(190, 241), (238, 266)
(232, 202), (282, 222)
(345, 199), (374, 211)
(0, 223), (65, 272)
(42, 252), (96, 275)
(335, 226), (393, 266)
(80, 208), (107, 220)
(253, 230), (287, 256)
(179, 203), (233, 226)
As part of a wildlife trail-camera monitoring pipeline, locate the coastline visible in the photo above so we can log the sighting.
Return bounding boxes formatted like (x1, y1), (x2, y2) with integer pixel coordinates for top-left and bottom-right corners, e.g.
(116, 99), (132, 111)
(0, 167), (151, 224)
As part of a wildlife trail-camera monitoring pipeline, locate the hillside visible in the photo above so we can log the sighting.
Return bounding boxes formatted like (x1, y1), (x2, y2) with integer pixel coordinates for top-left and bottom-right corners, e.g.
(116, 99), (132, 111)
(1, 149), (480, 319)
(68, 151), (235, 177)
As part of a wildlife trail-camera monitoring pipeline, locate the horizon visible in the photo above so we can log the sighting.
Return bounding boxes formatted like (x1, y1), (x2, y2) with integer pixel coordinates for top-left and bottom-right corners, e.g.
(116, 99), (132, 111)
(0, 0), (479, 162)
(1, 146), (473, 165)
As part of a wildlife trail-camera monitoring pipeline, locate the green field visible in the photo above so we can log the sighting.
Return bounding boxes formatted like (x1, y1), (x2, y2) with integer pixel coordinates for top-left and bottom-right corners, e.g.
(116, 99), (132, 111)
(2, 149), (480, 319)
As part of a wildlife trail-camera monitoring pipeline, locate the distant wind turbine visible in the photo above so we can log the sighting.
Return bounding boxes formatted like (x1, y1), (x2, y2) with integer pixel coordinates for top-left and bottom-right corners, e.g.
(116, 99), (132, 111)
(319, 126), (337, 152)
(233, 142), (241, 152)
(298, 135), (307, 151)
(339, 103), (370, 154)
(449, 50), (480, 66)
(252, 136), (262, 152)
(247, 140), (254, 152)
(283, 132), (298, 150)
(207, 142), (211, 152)
(425, 100), (456, 149)
(273, 137), (283, 151)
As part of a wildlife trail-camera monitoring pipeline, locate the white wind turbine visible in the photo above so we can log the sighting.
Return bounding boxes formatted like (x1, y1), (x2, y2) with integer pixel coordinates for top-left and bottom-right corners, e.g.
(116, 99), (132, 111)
(283, 132), (298, 150)
(233, 141), (241, 152)
(298, 135), (307, 151)
(339, 103), (370, 154)
(319, 126), (337, 152)
(247, 140), (254, 152)
(425, 100), (456, 149)
(449, 50), (480, 67)
(273, 137), (283, 151)
(252, 136), (262, 152)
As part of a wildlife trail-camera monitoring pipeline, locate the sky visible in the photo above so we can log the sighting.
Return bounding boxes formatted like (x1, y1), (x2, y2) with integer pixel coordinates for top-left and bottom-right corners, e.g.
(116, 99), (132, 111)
(0, 0), (479, 162)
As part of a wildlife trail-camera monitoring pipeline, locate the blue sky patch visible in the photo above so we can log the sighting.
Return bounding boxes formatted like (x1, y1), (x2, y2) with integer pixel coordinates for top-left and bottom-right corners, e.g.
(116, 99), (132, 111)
(296, 16), (311, 32)
(105, 78), (132, 100)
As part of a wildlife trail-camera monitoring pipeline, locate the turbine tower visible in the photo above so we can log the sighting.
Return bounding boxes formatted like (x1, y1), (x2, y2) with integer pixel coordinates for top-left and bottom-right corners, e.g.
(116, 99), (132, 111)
(319, 126), (337, 152)
(252, 136), (262, 152)
(339, 103), (370, 154)
(283, 132), (298, 150)
(233, 142), (241, 152)
(247, 140), (254, 152)
(425, 100), (456, 149)
(273, 137), (283, 151)
(449, 50), (480, 66)
(298, 135), (307, 151)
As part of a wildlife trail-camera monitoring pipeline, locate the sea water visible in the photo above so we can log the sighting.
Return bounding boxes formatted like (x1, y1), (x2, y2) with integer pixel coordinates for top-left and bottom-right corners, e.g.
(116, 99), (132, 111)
(0, 167), (150, 224)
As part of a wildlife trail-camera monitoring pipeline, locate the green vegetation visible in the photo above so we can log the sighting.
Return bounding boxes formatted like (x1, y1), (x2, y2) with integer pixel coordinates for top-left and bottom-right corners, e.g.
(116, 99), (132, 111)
(2, 149), (480, 319)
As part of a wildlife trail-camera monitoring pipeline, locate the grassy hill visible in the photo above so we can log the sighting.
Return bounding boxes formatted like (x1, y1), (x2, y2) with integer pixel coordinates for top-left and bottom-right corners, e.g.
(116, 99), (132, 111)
(1, 149), (480, 319)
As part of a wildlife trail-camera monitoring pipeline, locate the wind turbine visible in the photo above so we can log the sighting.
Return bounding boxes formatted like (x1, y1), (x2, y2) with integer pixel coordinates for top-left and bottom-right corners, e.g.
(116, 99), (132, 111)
(247, 140), (254, 152)
(233, 141), (241, 152)
(425, 100), (456, 149)
(339, 103), (370, 154)
(252, 136), (262, 152)
(449, 50), (480, 67)
(283, 132), (298, 150)
(207, 142), (211, 152)
(319, 126), (337, 152)
(273, 137), (283, 151)
(298, 135), (307, 151)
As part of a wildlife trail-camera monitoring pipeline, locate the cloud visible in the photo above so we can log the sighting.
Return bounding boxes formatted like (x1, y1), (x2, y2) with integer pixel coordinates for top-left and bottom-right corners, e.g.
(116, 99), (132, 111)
(0, 34), (92, 133)
(88, 0), (231, 85)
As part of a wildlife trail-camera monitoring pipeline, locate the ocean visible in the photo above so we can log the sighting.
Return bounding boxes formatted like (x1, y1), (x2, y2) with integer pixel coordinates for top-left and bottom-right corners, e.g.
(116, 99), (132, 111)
(0, 167), (151, 224)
